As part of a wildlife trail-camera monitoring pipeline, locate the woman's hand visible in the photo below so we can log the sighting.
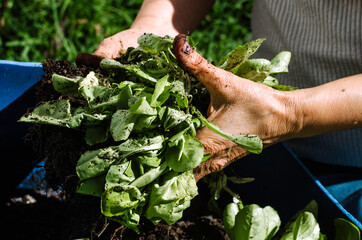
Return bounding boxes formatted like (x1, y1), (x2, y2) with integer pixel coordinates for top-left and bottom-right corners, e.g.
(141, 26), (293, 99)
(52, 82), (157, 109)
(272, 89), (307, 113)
(76, 29), (145, 68)
(173, 34), (362, 181)
(173, 34), (302, 181)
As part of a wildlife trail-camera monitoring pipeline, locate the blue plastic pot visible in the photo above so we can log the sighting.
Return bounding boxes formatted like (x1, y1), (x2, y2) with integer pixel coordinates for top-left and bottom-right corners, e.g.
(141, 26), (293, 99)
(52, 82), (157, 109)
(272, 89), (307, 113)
(1, 60), (360, 237)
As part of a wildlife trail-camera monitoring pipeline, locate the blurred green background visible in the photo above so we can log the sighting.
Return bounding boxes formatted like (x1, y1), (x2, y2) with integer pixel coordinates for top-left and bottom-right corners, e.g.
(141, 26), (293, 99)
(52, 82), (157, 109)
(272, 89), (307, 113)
(0, 0), (252, 64)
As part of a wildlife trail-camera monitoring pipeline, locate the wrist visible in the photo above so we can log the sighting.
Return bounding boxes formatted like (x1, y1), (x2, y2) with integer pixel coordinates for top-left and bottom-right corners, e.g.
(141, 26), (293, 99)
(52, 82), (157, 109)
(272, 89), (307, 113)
(273, 90), (305, 141)
(130, 20), (179, 37)
(130, 0), (180, 37)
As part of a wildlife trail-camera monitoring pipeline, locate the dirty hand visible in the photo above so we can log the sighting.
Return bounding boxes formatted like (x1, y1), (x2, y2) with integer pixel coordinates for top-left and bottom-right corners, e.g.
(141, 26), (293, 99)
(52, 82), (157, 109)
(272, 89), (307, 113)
(173, 35), (301, 181)
(75, 29), (144, 68)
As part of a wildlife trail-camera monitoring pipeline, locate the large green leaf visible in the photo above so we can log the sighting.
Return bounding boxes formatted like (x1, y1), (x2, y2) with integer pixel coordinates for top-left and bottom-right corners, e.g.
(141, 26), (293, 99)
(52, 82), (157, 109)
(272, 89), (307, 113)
(76, 174), (106, 197)
(234, 204), (268, 240)
(335, 218), (361, 240)
(110, 109), (137, 142)
(279, 212), (321, 240)
(76, 146), (120, 181)
(18, 99), (71, 127)
(101, 185), (145, 218)
(145, 170), (198, 224)
(165, 134), (204, 172)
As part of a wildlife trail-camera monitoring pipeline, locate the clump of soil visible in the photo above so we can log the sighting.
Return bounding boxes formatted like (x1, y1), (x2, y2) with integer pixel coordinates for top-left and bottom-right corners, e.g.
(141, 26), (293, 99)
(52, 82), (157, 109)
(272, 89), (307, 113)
(4, 59), (229, 240)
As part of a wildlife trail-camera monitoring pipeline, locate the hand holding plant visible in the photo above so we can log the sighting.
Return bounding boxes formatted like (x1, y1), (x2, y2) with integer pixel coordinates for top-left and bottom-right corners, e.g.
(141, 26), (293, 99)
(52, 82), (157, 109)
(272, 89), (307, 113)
(173, 34), (299, 181)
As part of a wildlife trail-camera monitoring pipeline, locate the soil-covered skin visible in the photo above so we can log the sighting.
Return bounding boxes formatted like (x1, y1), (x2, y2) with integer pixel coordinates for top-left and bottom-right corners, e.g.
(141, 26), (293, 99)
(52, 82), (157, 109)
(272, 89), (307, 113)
(3, 60), (229, 240)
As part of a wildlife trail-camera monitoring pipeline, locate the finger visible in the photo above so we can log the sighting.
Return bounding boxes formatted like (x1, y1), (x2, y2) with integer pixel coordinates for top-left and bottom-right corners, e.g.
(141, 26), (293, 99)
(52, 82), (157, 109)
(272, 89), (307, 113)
(75, 53), (103, 69)
(173, 34), (240, 98)
(193, 144), (249, 181)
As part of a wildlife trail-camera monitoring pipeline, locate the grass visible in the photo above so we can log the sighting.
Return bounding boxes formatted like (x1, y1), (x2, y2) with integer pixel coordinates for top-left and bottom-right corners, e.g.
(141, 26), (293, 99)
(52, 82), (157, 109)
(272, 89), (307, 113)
(0, 0), (252, 63)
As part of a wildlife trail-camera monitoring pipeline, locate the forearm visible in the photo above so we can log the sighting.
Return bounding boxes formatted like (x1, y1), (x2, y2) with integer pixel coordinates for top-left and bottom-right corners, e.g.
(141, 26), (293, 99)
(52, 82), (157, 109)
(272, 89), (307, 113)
(289, 74), (362, 138)
(130, 0), (215, 36)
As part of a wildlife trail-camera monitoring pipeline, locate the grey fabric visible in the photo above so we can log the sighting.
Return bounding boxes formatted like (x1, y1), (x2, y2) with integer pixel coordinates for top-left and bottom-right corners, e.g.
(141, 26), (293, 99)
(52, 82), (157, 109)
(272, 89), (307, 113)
(251, 0), (362, 167)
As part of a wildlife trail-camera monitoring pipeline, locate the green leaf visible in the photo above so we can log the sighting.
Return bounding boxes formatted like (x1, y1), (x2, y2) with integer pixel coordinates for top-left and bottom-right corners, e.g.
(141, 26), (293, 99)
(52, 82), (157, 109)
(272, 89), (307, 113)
(193, 107), (263, 153)
(76, 147), (120, 181)
(118, 85), (133, 109)
(165, 134), (204, 172)
(272, 84), (298, 91)
(111, 205), (143, 234)
(18, 99), (71, 127)
(104, 161), (135, 190)
(142, 59), (172, 78)
(76, 174), (106, 197)
(80, 85), (122, 111)
(85, 123), (109, 146)
(100, 58), (158, 84)
(270, 51), (291, 75)
(279, 212), (321, 240)
(129, 96), (157, 115)
(134, 155), (161, 168)
(130, 162), (168, 188)
(52, 71), (99, 97)
(169, 79), (189, 108)
(117, 135), (165, 160)
(110, 110), (137, 142)
(51, 73), (83, 97)
(137, 33), (173, 54)
(263, 206), (281, 240)
(68, 108), (108, 128)
(335, 218), (361, 240)
(223, 202), (240, 240)
(133, 115), (158, 131)
(145, 170), (198, 225)
(150, 74), (171, 107)
(101, 185), (145, 218)
(218, 38), (265, 73)
(163, 107), (190, 131)
(235, 58), (272, 82)
(234, 204), (268, 240)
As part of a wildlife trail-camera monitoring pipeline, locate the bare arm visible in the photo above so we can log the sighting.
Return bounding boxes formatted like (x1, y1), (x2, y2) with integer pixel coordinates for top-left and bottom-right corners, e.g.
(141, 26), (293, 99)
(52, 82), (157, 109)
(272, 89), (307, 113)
(290, 74), (362, 138)
(131, 0), (215, 37)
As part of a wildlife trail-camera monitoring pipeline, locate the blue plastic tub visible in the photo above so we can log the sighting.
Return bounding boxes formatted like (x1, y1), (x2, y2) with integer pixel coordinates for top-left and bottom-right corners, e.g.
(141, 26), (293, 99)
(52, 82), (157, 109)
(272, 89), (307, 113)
(1, 60), (361, 237)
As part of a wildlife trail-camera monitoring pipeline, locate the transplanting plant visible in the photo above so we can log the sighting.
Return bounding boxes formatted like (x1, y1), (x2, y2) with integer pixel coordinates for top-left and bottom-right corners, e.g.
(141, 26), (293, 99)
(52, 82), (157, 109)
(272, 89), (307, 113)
(19, 33), (293, 232)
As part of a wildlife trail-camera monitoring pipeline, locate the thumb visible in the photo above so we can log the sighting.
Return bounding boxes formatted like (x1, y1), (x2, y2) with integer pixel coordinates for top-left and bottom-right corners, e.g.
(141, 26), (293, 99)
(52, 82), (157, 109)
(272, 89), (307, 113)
(173, 34), (240, 99)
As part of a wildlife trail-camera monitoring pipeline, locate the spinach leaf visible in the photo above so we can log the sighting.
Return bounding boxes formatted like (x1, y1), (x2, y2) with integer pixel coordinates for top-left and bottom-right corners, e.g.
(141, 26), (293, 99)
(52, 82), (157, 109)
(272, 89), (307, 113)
(279, 212), (321, 240)
(76, 146), (120, 181)
(104, 161), (135, 190)
(110, 109), (137, 142)
(165, 134), (204, 172)
(192, 107), (263, 154)
(234, 204), (269, 240)
(218, 38), (265, 73)
(101, 185), (146, 218)
(145, 170), (198, 224)
(137, 33), (173, 54)
(76, 174), (106, 197)
(85, 123), (109, 146)
(19, 99), (71, 127)
(334, 218), (361, 240)
(223, 202), (241, 240)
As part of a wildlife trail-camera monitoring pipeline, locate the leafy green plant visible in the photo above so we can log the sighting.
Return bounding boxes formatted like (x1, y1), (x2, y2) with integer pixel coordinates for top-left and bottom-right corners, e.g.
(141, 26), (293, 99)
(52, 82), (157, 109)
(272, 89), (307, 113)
(222, 196), (361, 240)
(223, 200), (323, 240)
(19, 33), (292, 232)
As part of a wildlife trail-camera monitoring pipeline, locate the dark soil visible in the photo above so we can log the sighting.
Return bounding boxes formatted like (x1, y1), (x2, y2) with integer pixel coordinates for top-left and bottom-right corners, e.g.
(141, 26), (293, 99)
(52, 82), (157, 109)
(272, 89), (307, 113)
(3, 60), (229, 240)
